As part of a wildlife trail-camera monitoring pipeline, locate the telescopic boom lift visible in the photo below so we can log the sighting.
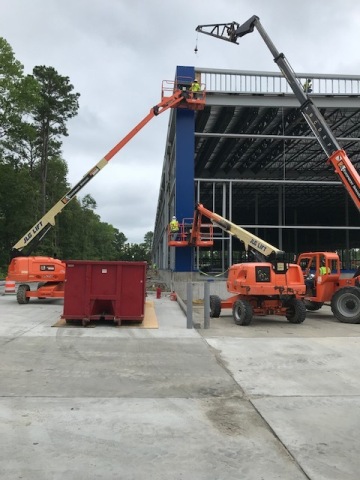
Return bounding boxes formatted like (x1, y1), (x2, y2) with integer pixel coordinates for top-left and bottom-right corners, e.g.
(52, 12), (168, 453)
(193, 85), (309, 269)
(196, 18), (360, 324)
(9, 79), (206, 304)
(12, 81), (205, 257)
(196, 16), (360, 211)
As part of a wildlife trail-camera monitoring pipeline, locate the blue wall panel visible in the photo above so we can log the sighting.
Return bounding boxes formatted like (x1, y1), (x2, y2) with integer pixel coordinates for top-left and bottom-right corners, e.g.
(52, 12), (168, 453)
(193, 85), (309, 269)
(174, 66), (195, 272)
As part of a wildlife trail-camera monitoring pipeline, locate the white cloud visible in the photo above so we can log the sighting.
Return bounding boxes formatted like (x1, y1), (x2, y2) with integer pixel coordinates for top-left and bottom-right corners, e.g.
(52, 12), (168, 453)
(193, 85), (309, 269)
(1, 0), (360, 242)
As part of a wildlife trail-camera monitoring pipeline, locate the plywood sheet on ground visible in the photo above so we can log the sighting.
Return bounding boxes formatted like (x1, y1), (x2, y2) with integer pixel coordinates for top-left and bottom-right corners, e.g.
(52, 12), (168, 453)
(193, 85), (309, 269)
(52, 300), (158, 328)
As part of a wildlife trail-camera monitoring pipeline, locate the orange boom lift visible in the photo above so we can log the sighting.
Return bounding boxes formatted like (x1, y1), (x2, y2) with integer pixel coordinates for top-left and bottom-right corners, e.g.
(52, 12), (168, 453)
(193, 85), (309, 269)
(8, 79), (206, 304)
(170, 203), (306, 326)
(196, 16), (360, 324)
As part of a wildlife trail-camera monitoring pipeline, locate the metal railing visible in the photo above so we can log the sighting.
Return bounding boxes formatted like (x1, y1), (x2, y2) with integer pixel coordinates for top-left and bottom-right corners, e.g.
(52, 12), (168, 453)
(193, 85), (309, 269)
(196, 68), (360, 96)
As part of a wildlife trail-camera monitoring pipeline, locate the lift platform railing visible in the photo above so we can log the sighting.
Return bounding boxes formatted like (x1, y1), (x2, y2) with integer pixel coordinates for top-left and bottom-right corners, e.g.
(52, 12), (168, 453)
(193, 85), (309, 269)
(168, 219), (213, 247)
(161, 78), (206, 110)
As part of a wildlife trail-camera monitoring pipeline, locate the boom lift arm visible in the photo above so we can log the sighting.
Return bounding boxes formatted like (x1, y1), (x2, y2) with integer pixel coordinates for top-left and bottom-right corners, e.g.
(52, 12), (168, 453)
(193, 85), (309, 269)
(193, 203), (286, 266)
(12, 86), (202, 257)
(196, 17), (360, 210)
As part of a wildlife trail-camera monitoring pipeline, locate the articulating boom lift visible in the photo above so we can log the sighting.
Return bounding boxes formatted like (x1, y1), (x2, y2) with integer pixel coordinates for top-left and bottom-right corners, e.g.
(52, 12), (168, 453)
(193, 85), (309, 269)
(9, 79), (206, 304)
(192, 203), (286, 266)
(170, 203), (306, 326)
(195, 204), (306, 326)
(196, 17), (360, 210)
(196, 17), (360, 324)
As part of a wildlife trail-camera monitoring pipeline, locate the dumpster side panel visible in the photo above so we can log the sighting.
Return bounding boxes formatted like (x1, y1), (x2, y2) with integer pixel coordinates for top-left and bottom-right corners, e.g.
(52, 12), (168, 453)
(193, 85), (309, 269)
(117, 263), (146, 318)
(63, 262), (89, 317)
(91, 263), (118, 297)
(62, 261), (146, 322)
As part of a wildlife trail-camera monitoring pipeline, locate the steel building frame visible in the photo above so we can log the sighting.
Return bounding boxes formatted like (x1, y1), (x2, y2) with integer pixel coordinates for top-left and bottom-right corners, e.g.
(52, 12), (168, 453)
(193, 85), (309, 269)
(152, 68), (360, 273)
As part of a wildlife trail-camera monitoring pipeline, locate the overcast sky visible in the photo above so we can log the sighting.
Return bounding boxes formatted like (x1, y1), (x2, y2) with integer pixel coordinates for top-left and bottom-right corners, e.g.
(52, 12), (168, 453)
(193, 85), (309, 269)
(1, 0), (360, 243)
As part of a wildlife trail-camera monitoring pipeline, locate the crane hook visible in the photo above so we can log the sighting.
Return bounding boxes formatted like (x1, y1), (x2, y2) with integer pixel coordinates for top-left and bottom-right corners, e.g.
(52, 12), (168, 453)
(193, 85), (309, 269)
(194, 32), (199, 54)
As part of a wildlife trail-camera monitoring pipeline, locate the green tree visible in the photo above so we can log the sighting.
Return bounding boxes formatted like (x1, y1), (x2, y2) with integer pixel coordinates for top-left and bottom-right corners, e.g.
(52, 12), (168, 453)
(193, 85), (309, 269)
(0, 38), (40, 166)
(0, 37), (155, 272)
(33, 156), (70, 256)
(0, 164), (37, 266)
(1, 38), (27, 140)
(0, 38), (41, 268)
(91, 221), (119, 260)
(56, 198), (84, 259)
(144, 231), (153, 251)
(114, 231), (128, 258)
(120, 242), (151, 263)
(31, 66), (79, 214)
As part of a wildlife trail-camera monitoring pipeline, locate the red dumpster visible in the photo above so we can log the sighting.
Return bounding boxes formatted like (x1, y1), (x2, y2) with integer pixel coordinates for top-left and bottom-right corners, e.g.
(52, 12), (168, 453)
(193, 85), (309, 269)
(61, 260), (146, 325)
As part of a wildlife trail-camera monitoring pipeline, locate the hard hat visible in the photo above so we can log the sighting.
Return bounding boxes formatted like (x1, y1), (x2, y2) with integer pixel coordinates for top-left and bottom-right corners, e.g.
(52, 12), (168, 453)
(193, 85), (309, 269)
(172, 215), (176, 219)
(194, 79), (198, 82)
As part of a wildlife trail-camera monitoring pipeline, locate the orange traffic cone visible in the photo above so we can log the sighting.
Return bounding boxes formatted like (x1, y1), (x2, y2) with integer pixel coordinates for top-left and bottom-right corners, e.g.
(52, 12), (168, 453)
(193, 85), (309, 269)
(4, 278), (16, 295)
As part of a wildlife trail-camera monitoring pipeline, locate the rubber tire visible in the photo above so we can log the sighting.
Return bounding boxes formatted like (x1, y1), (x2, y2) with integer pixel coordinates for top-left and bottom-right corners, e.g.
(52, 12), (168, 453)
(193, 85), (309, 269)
(304, 300), (324, 311)
(232, 299), (253, 326)
(331, 287), (360, 324)
(17, 284), (30, 304)
(210, 295), (222, 318)
(285, 298), (306, 324)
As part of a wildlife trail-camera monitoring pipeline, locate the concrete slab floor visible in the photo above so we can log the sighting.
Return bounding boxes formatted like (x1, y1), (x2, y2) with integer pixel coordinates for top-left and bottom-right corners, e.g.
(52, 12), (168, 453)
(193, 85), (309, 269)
(1, 291), (360, 479)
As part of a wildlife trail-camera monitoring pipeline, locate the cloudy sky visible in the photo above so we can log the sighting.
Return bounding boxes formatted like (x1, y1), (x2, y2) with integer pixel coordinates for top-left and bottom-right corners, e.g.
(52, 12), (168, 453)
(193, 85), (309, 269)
(1, 0), (360, 243)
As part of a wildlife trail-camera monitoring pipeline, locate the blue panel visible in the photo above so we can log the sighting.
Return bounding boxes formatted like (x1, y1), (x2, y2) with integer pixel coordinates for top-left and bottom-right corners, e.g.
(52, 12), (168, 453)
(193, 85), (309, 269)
(174, 66), (195, 272)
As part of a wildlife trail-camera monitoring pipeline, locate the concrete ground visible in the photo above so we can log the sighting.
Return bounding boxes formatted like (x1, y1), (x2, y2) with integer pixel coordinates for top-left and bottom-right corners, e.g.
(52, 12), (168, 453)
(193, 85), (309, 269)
(1, 284), (360, 480)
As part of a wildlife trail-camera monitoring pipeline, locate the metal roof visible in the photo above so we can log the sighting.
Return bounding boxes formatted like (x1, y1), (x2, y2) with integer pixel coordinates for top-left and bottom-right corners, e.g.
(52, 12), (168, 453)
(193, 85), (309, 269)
(195, 102), (360, 182)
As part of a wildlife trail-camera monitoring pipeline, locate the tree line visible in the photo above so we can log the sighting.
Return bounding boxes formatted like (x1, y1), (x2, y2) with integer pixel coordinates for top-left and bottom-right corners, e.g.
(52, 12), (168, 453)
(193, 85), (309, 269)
(0, 37), (153, 277)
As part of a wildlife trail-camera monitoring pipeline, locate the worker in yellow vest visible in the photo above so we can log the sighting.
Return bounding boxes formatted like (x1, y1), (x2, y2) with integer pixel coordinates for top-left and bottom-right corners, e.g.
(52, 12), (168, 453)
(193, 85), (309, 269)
(319, 259), (330, 275)
(169, 216), (180, 240)
(190, 79), (201, 99)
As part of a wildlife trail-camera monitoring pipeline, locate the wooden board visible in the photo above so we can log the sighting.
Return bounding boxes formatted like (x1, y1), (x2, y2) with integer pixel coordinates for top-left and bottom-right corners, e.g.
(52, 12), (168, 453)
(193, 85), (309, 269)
(52, 300), (158, 328)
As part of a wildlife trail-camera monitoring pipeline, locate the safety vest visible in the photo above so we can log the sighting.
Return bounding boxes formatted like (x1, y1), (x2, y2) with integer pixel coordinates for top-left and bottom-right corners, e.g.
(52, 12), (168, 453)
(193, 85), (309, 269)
(170, 219), (179, 232)
(191, 82), (201, 92)
(319, 266), (330, 275)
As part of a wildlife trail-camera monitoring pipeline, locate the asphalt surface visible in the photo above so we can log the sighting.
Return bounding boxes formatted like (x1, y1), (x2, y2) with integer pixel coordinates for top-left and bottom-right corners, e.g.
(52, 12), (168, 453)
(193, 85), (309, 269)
(1, 284), (360, 480)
